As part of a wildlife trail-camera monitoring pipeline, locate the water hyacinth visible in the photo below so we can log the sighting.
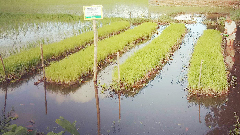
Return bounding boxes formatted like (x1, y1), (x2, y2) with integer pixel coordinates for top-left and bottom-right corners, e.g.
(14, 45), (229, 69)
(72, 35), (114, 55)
(45, 22), (158, 84)
(0, 21), (130, 83)
(113, 23), (186, 85)
(188, 29), (228, 95)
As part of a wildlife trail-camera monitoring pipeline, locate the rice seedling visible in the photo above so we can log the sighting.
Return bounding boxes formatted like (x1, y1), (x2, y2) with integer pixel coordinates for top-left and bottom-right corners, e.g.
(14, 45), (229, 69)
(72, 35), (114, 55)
(188, 29), (228, 96)
(112, 23), (186, 87)
(0, 21), (130, 83)
(45, 22), (158, 84)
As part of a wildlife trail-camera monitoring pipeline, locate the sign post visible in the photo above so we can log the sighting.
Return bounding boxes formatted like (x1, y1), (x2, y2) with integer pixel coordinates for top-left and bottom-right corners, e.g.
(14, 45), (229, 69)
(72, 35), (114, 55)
(83, 5), (103, 82)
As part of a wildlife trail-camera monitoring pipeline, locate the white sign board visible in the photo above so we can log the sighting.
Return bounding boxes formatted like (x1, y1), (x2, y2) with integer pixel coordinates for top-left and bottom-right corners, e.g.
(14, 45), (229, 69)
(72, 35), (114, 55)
(83, 5), (103, 20)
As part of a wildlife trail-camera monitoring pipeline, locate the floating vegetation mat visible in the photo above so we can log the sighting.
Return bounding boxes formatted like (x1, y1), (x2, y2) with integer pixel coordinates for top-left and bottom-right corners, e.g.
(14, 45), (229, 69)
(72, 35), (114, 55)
(187, 29), (228, 96)
(112, 23), (186, 89)
(0, 21), (130, 83)
(45, 22), (158, 85)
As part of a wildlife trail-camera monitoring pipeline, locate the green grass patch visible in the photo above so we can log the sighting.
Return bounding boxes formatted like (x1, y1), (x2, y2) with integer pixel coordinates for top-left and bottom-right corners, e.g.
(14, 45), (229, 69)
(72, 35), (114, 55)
(0, 21), (130, 83)
(0, 0), (147, 14)
(188, 29), (228, 95)
(45, 22), (158, 84)
(113, 23), (186, 85)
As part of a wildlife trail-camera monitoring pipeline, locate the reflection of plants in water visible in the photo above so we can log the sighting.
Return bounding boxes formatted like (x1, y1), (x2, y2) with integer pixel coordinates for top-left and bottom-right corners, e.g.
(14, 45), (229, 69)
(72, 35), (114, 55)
(46, 83), (79, 95)
(188, 95), (228, 108)
(103, 81), (143, 98)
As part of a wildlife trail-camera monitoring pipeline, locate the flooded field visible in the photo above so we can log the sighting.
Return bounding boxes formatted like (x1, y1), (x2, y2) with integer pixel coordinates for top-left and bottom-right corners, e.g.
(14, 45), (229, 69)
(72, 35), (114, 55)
(1, 12), (239, 134)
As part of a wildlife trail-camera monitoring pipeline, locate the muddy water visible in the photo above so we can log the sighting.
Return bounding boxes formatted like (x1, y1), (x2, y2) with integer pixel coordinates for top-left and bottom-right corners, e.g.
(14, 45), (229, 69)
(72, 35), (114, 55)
(0, 16), (239, 135)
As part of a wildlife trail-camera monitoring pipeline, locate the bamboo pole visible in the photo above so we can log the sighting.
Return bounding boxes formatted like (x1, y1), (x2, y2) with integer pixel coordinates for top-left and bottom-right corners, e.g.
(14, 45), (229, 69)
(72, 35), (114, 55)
(198, 60), (204, 88)
(93, 19), (98, 82)
(0, 54), (7, 80)
(40, 44), (45, 80)
(117, 52), (120, 82)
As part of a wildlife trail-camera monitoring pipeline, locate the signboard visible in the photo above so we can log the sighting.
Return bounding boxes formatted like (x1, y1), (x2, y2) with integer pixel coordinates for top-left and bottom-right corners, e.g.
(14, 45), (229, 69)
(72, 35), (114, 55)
(83, 5), (103, 20)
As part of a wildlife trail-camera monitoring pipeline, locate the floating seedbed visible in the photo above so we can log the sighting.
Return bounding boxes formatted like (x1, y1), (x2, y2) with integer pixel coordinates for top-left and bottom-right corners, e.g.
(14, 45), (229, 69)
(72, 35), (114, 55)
(112, 23), (186, 90)
(45, 22), (158, 85)
(187, 29), (228, 96)
(0, 21), (130, 83)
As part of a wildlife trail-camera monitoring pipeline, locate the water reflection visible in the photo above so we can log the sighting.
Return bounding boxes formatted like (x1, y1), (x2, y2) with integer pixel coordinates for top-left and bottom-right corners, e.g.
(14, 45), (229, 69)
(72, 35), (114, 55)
(118, 91), (121, 120)
(44, 80), (47, 115)
(94, 81), (101, 135)
(3, 85), (7, 114)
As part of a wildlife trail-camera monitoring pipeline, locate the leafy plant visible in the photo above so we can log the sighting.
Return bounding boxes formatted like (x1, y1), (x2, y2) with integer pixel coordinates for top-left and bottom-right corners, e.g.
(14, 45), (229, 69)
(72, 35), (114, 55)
(188, 29), (228, 95)
(55, 116), (79, 135)
(2, 116), (79, 135)
(45, 22), (158, 84)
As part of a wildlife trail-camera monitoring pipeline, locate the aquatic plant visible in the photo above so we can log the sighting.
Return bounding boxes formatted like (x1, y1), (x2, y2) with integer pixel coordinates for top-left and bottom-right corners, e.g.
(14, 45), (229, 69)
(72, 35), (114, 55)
(229, 112), (240, 135)
(188, 29), (228, 96)
(45, 22), (158, 84)
(0, 21), (130, 83)
(112, 23), (186, 86)
(2, 116), (79, 135)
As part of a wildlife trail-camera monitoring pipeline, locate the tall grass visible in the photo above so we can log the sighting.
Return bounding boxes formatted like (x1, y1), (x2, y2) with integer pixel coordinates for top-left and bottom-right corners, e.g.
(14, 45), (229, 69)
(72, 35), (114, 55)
(45, 22), (158, 84)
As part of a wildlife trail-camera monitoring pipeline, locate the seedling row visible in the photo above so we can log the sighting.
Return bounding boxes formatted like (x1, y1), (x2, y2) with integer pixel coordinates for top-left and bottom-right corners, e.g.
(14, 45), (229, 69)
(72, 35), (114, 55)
(112, 23), (186, 88)
(45, 22), (158, 85)
(187, 29), (228, 96)
(0, 21), (130, 83)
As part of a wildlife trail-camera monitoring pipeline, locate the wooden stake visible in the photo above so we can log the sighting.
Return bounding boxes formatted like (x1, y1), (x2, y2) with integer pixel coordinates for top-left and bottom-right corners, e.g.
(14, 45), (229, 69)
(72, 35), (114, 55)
(0, 54), (7, 80)
(93, 19), (98, 82)
(117, 52), (120, 82)
(198, 60), (204, 88)
(40, 44), (45, 80)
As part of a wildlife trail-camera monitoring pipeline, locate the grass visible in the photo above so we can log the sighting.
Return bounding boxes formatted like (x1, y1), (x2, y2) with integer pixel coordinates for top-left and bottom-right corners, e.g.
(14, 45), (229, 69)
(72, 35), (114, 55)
(45, 22), (158, 84)
(187, 29), (228, 96)
(0, 21), (130, 83)
(0, 0), (147, 14)
(112, 23), (186, 85)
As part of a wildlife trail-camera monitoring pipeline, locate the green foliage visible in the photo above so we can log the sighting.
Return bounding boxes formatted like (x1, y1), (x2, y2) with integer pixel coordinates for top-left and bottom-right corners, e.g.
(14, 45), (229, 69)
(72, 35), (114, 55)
(2, 116), (79, 135)
(55, 116), (79, 135)
(0, 0), (147, 14)
(0, 21), (130, 83)
(113, 23), (186, 85)
(3, 125), (28, 135)
(231, 10), (240, 21)
(45, 22), (157, 84)
(188, 29), (228, 93)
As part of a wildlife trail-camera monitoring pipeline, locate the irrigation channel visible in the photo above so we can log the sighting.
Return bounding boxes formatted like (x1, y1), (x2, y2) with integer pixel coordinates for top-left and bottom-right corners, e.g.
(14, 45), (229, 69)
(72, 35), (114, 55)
(0, 15), (239, 134)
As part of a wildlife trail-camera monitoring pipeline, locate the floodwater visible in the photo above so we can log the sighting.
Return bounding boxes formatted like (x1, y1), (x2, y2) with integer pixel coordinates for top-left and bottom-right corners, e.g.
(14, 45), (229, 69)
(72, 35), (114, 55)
(0, 4), (159, 57)
(0, 21), (92, 57)
(0, 14), (239, 135)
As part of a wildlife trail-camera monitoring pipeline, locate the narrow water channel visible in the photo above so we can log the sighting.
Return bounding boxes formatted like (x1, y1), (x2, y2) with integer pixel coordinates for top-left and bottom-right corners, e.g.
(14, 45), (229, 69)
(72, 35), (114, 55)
(0, 15), (236, 134)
